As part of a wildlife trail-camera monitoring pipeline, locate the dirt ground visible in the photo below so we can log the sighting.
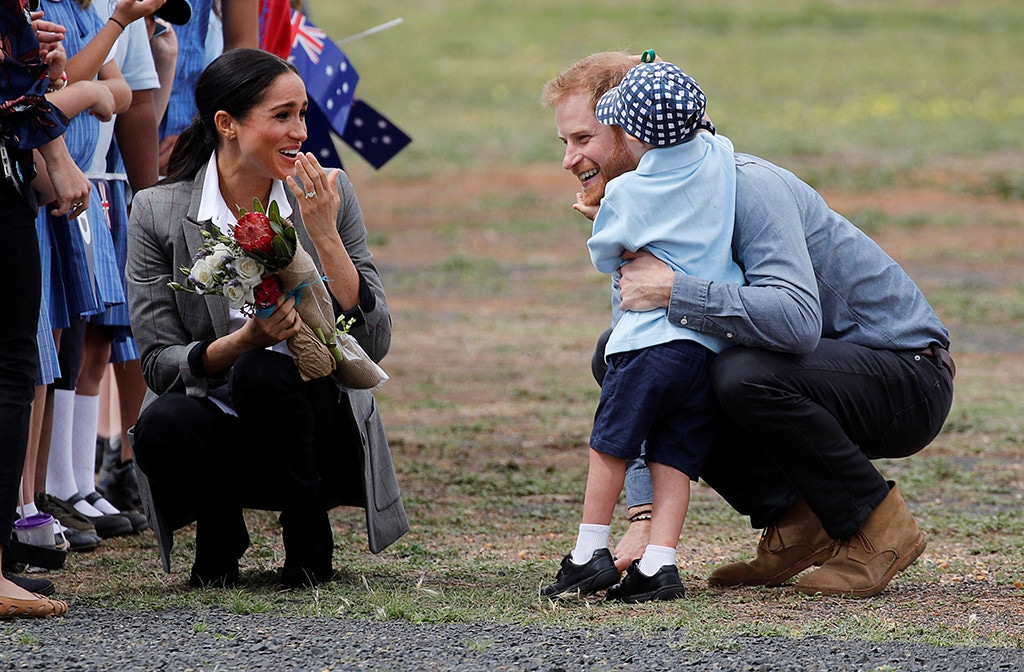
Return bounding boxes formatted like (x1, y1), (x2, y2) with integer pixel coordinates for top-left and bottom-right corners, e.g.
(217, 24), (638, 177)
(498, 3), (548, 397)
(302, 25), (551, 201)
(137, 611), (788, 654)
(347, 162), (1024, 644)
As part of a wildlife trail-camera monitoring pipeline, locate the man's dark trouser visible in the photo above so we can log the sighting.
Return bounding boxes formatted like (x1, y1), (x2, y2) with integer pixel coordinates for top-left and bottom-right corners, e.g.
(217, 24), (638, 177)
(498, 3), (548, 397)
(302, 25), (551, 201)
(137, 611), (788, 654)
(701, 338), (953, 539)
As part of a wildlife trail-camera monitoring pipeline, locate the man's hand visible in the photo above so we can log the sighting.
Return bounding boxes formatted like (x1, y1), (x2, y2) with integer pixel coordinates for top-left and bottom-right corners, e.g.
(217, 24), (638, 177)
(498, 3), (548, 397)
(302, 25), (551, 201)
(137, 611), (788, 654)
(613, 505), (652, 572)
(618, 250), (674, 312)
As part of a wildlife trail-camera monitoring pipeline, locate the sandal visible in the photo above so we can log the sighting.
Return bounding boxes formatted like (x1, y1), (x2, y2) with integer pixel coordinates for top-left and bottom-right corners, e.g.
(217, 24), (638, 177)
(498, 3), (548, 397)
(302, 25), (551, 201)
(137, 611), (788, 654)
(0, 593), (68, 619)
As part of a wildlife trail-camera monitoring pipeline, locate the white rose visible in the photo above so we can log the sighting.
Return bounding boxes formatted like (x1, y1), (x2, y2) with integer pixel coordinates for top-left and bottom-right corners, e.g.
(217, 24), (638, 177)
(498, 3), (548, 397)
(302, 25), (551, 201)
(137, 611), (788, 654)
(224, 281), (253, 309)
(189, 258), (215, 291)
(207, 243), (234, 272)
(233, 255), (265, 288)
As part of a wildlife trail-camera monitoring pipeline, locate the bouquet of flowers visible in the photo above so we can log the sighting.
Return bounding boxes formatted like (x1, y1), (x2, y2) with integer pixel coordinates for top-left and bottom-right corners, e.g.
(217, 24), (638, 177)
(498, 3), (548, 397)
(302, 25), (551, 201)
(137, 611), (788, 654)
(168, 199), (388, 389)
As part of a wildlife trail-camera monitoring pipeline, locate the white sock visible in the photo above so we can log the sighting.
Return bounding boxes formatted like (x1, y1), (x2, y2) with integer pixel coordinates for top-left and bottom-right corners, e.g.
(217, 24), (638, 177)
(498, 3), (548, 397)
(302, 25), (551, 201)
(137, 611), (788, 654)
(18, 501), (39, 518)
(571, 523), (610, 564)
(88, 494), (120, 515)
(46, 388), (80, 502)
(71, 393), (102, 498)
(70, 497), (105, 518)
(638, 544), (677, 576)
(69, 394), (120, 514)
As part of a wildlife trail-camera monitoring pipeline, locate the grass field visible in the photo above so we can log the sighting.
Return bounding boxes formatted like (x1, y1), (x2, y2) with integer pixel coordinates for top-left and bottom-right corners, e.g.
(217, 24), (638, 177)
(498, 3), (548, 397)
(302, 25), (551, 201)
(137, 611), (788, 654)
(12, 0), (1024, 653)
(316, 0), (1024, 182)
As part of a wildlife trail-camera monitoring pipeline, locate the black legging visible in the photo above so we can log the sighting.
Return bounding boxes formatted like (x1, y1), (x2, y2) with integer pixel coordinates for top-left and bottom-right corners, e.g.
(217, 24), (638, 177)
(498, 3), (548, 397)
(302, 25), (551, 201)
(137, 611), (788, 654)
(0, 182), (41, 547)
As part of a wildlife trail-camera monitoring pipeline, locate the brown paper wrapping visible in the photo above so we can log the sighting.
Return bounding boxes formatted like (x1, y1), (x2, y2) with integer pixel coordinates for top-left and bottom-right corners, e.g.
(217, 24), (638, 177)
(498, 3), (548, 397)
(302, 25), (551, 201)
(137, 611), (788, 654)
(276, 239), (388, 389)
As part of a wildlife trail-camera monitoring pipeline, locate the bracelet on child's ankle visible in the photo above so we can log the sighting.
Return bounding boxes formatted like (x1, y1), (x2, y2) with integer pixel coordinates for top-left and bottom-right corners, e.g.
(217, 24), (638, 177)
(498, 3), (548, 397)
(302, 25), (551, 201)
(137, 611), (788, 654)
(628, 509), (653, 523)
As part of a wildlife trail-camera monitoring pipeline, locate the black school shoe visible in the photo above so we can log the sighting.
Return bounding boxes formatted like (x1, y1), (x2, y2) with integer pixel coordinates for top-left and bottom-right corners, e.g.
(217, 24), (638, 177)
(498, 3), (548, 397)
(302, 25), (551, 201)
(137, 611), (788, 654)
(540, 548), (620, 598)
(606, 560), (686, 603)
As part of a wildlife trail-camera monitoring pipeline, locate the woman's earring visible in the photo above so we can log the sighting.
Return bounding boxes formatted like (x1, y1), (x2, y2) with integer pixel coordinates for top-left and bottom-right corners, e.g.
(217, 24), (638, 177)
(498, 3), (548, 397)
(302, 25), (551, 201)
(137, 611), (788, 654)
(228, 133), (236, 140)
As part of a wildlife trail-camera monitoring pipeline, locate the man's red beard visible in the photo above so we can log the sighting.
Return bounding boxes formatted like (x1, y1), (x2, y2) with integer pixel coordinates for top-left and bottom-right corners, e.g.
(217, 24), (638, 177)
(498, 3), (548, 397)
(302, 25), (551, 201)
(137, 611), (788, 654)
(577, 130), (637, 207)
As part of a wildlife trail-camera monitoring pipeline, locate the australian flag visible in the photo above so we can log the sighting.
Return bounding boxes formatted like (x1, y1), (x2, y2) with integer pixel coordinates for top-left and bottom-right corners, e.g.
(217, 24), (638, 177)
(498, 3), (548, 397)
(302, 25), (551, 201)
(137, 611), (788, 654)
(283, 11), (411, 170)
(341, 99), (412, 170)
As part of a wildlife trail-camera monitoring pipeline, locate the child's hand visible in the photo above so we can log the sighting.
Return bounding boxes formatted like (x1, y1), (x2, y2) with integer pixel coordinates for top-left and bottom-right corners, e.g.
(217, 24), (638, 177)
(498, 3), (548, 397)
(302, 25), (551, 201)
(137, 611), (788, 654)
(571, 192), (599, 220)
(84, 81), (117, 122)
(111, 0), (167, 26)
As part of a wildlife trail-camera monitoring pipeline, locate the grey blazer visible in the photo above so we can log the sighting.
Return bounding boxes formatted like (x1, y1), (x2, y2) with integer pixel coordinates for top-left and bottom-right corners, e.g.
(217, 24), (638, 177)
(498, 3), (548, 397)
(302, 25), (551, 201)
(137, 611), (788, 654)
(126, 164), (408, 572)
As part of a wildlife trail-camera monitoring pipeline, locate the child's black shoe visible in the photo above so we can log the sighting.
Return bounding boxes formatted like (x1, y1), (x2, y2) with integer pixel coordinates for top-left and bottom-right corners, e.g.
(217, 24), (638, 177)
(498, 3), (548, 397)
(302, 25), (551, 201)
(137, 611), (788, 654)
(606, 560), (686, 603)
(540, 548), (620, 597)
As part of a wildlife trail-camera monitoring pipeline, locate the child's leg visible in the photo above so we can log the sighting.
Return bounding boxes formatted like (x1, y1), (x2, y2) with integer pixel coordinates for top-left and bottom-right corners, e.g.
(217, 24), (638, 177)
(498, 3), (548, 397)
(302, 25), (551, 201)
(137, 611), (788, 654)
(582, 448), (626, 525)
(638, 462), (691, 576)
(570, 448), (626, 563)
(649, 462), (690, 548)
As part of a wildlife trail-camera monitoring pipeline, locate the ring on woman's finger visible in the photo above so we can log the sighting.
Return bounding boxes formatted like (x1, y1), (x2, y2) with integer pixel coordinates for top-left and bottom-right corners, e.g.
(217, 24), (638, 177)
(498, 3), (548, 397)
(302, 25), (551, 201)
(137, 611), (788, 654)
(72, 201), (83, 208)
(305, 190), (316, 199)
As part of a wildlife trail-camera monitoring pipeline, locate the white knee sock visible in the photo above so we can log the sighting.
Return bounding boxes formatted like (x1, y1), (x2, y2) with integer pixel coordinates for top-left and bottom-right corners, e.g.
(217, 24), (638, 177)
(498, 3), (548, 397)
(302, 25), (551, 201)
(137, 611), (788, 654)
(46, 388), (80, 502)
(638, 544), (676, 576)
(46, 390), (104, 517)
(71, 393), (100, 495)
(571, 523), (610, 564)
(71, 394), (120, 514)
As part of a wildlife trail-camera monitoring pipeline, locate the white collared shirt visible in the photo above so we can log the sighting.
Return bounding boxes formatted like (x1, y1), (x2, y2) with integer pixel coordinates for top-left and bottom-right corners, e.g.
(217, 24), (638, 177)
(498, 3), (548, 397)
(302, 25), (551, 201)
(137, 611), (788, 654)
(196, 155), (297, 415)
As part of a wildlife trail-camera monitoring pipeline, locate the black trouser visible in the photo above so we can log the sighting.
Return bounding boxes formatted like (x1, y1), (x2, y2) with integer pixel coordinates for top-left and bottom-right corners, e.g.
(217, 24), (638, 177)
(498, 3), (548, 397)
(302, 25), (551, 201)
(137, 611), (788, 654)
(702, 339), (952, 539)
(133, 350), (345, 564)
(599, 333), (954, 540)
(0, 181), (40, 547)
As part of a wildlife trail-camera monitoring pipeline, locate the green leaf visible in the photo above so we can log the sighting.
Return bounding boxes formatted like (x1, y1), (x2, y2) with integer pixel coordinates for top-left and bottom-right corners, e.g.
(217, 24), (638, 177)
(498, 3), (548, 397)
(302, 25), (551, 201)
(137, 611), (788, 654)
(252, 197), (265, 214)
(272, 236), (291, 260)
(268, 199), (281, 223)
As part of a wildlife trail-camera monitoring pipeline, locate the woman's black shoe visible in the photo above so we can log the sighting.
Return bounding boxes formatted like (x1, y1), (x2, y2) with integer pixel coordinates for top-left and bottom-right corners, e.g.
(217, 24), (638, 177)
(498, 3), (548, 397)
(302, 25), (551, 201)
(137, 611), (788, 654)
(540, 548), (620, 597)
(606, 560), (686, 603)
(279, 508), (334, 588)
(4, 571), (56, 596)
(188, 509), (249, 589)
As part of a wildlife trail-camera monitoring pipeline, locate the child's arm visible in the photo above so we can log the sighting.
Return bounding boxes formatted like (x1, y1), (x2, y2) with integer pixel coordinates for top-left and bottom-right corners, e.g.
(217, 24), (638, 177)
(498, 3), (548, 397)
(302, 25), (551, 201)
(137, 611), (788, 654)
(45, 79), (117, 121)
(97, 60), (132, 116)
(572, 192), (600, 220)
(587, 198), (632, 275)
(64, 0), (165, 84)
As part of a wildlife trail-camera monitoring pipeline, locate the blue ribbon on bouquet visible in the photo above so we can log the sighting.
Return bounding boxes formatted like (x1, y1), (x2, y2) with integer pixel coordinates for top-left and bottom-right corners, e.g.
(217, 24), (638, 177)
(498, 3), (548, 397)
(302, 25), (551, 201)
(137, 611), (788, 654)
(254, 276), (328, 319)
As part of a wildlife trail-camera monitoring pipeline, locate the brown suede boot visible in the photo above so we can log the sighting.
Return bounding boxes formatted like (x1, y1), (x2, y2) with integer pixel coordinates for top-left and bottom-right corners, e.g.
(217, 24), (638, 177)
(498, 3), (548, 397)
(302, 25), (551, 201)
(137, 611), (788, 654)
(708, 499), (836, 587)
(795, 481), (926, 598)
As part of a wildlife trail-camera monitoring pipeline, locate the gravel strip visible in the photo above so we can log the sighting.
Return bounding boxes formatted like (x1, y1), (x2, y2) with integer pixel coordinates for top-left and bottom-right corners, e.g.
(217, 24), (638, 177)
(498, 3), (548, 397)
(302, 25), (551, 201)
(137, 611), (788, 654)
(3, 607), (1022, 671)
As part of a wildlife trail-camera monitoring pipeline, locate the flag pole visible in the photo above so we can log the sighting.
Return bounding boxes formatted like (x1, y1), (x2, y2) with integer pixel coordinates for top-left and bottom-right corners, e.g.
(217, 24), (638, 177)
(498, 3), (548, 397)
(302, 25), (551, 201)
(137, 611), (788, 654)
(336, 18), (404, 46)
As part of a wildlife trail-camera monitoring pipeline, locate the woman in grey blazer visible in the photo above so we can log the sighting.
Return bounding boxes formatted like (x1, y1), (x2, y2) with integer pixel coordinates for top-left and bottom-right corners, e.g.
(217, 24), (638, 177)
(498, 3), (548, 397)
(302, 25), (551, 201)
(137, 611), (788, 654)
(126, 49), (407, 589)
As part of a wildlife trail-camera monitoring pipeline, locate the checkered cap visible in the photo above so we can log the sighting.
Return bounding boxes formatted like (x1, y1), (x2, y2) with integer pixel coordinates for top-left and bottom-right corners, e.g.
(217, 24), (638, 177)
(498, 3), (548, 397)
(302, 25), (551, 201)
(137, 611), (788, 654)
(595, 62), (707, 147)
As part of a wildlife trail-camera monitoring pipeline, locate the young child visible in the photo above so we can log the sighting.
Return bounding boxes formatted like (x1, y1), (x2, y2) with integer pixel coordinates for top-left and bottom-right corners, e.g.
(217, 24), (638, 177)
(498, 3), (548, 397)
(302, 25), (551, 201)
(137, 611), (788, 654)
(541, 60), (746, 602)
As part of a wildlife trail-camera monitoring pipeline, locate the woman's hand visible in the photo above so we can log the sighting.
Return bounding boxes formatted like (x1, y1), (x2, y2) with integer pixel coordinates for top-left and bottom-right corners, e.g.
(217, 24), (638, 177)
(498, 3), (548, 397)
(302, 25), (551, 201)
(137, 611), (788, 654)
(286, 152), (341, 245)
(241, 294), (302, 348)
(202, 295), (302, 377)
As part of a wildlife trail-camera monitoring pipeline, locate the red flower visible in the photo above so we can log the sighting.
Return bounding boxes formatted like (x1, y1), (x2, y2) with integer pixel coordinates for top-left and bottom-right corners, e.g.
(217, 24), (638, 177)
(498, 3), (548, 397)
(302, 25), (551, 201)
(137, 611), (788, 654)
(234, 212), (275, 255)
(253, 274), (283, 308)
